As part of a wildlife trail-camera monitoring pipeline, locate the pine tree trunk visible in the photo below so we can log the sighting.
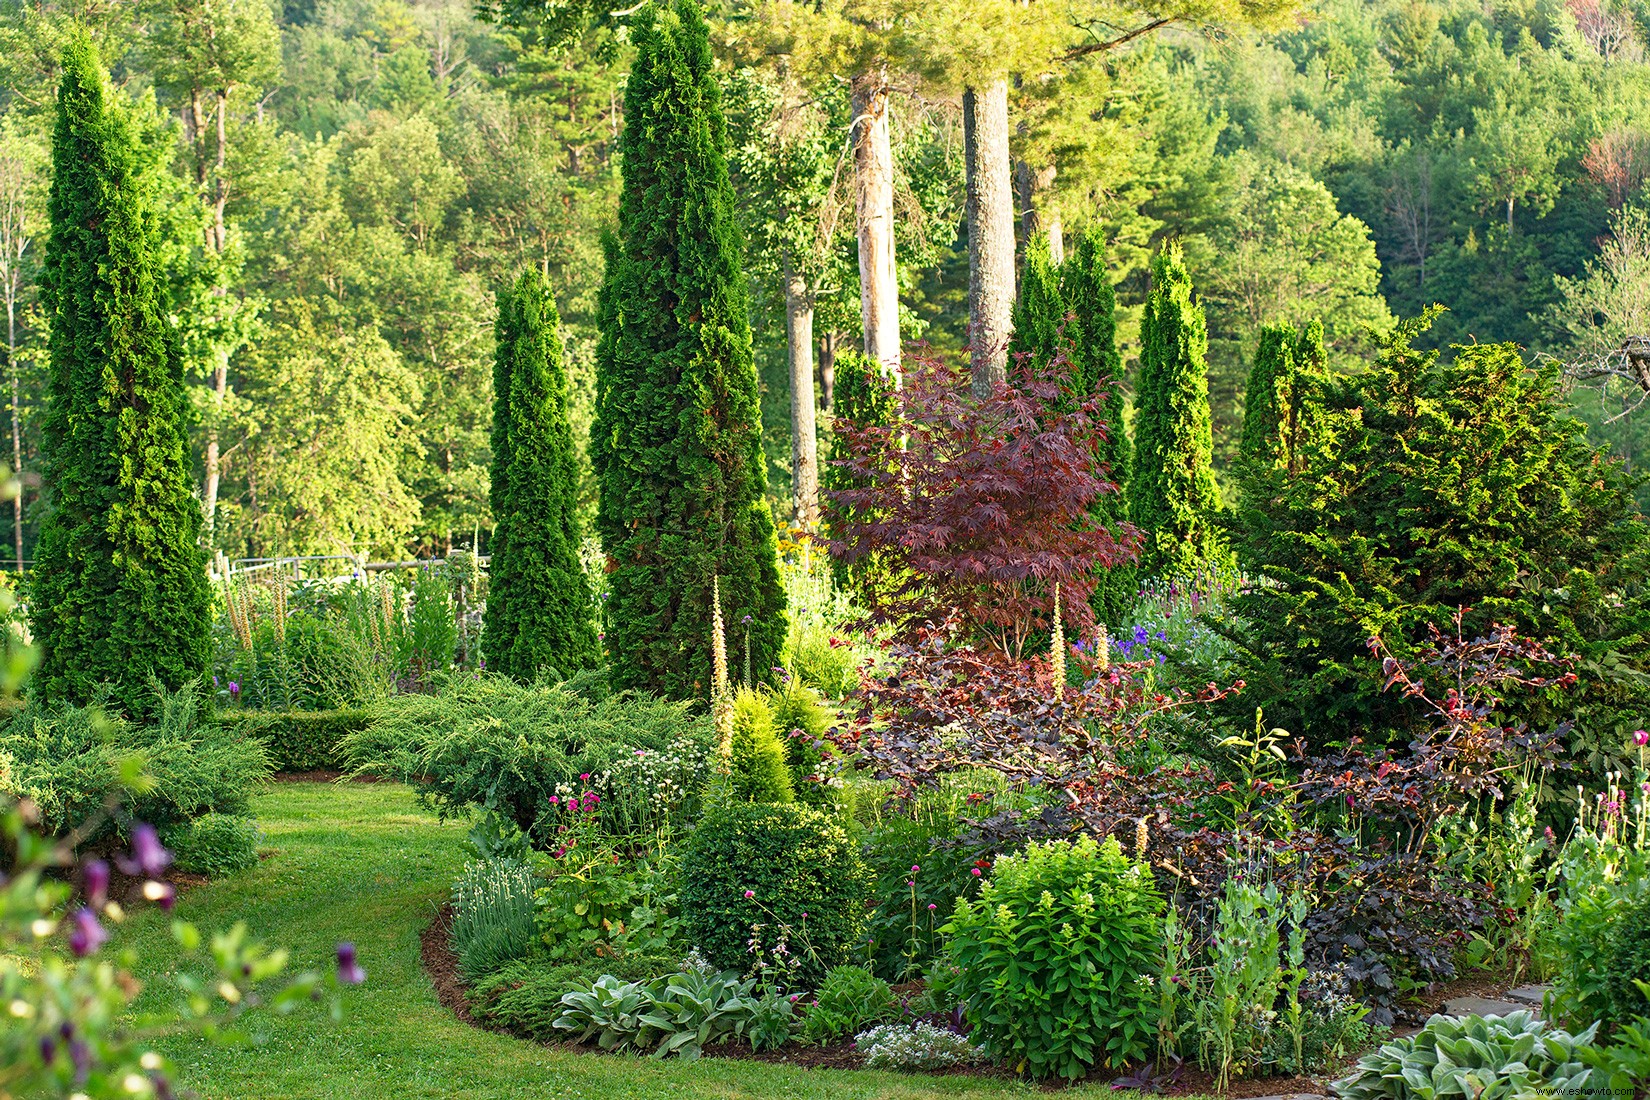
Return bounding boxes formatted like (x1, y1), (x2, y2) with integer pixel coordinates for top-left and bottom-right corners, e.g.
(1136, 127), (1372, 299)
(965, 80), (1016, 400)
(785, 263), (819, 527)
(851, 69), (899, 380)
(5, 288), (19, 570)
(818, 330), (837, 413)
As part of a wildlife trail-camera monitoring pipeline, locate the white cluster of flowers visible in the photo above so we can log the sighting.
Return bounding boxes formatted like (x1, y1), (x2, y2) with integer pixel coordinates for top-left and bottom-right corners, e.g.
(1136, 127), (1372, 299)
(855, 1022), (987, 1070)
(594, 736), (711, 823)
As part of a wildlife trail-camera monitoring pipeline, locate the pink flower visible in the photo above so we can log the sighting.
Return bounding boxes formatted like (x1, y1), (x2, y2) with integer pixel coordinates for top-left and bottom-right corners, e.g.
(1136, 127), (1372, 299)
(910, 865), (920, 874)
(548, 796), (559, 805)
(580, 773), (591, 782)
(1635, 729), (1649, 747)
(744, 890), (755, 898)
(971, 868), (982, 876)
(928, 903), (937, 910)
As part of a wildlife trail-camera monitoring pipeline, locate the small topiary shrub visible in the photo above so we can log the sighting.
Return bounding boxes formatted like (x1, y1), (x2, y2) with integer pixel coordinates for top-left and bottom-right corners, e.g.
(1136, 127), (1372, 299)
(680, 802), (872, 985)
(159, 813), (261, 876)
(727, 687), (793, 803)
(942, 833), (1163, 1080)
(1605, 888), (1650, 1028)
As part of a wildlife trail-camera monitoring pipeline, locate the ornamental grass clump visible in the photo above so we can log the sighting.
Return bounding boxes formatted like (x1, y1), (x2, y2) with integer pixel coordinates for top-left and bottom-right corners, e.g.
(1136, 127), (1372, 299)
(451, 857), (538, 981)
(941, 833), (1163, 1081)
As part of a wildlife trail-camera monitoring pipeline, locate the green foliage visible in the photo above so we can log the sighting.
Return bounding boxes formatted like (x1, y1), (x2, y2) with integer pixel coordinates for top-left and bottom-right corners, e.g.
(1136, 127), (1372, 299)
(485, 270), (599, 682)
(533, 853), (683, 962)
(1330, 1011), (1598, 1100)
(1008, 234), (1065, 373)
(1605, 889), (1650, 1028)
(823, 349), (899, 598)
(1224, 310), (1650, 744)
(1240, 323), (1294, 466)
(550, 969), (770, 1059)
(768, 676), (835, 805)
(856, 1022), (987, 1070)
(779, 550), (864, 700)
(942, 834), (1163, 1080)
(159, 812), (261, 877)
(1194, 874), (1287, 1088)
(801, 964), (894, 1043)
(338, 675), (713, 845)
(727, 686), (794, 803)
(1129, 242), (1223, 579)
(451, 857), (539, 982)
(217, 611), (388, 715)
(679, 802), (872, 985)
(469, 953), (680, 1039)
(0, 680), (270, 840)
(30, 33), (209, 715)
(592, 0), (784, 702)
(215, 708), (373, 773)
(1061, 228), (1133, 626)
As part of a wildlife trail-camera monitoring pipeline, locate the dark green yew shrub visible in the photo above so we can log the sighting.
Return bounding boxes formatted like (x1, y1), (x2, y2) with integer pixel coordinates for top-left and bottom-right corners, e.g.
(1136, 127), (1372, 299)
(942, 834), (1163, 1081)
(160, 813), (261, 876)
(679, 802), (872, 985)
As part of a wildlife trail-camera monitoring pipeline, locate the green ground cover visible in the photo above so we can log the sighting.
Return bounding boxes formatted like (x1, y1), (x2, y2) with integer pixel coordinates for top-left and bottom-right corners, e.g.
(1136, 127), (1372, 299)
(121, 782), (1106, 1100)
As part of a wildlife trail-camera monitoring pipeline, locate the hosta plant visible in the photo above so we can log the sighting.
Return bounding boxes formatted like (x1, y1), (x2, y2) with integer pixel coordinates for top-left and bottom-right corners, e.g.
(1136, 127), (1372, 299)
(1330, 1011), (1597, 1100)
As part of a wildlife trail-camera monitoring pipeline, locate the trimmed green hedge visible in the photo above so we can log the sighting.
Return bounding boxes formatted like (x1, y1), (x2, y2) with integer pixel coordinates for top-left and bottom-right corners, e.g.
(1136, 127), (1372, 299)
(217, 708), (374, 772)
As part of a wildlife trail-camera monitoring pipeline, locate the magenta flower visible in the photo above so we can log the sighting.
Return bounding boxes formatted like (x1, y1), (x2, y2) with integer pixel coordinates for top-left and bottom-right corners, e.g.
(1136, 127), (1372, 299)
(1635, 729), (1648, 747)
(743, 889), (755, 898)
(117, 824), (172, 878)
(579, 773), (590, 782)
(83, 859), (109, 909)
(928, 903), (937, 910)
(69, 908), (107, 957)
(336, 942), (366, 985)
(910, 865), (920, 874)
(971, 867), (982, 876)
(548, 796), (559, 805)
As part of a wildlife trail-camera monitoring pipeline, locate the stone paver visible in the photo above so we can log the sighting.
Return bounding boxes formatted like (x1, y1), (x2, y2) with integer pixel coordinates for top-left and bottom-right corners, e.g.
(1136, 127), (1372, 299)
(1504, 984), (1549, 1006)
(1442, 995), (1531, 1017)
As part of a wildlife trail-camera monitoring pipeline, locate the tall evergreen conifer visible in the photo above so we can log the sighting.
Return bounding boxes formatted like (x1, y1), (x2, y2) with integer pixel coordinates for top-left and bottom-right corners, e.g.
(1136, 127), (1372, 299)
(1240, 323), (1296, 466)
(823, 349), (897, 595)
(485, 270), (599, 680)
(1008, 235), (1064, 370)
(1061, 229), (1135, 623)
(1129, 242), (1222, 579)
(31, 35), (210, 712)
(592, 0), (785, 700)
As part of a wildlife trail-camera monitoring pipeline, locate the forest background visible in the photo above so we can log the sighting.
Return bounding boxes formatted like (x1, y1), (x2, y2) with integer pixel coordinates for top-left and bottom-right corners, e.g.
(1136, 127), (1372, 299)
(1, 0), (1646, 564)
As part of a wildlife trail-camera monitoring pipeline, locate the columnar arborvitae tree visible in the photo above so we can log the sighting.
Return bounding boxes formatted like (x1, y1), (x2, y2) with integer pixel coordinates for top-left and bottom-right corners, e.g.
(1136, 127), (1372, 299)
(1240, 322), (1296, 466)
(1008, 234), (1064, 370)
(31, 35), (211, 713)
(483, 283), (520, 669)
(1061, 228), (1134, 624)
(1129, 242), (1222, 579)
(485, 270), (599, 681)
(592, 0), (785, 701)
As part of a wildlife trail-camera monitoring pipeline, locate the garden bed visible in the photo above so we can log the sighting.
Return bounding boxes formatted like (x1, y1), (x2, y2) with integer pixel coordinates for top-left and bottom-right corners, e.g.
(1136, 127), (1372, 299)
(419, 906), (1341, 1094)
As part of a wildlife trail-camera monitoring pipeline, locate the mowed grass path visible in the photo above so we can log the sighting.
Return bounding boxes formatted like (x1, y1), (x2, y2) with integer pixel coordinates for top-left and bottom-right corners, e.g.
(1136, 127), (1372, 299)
(121, 782), (1093, 1100)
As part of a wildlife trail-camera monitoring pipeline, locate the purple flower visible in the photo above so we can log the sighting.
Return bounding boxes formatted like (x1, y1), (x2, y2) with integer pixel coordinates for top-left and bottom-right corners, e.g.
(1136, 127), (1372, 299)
(336, 942), (366, 985)
(39, 1034), (56, 1066)
(83, 859), (109, 909)
(910, 865), (920, 874)
(228, 681), (240, 696)
(69, 908), (107, 957)
(928, 903), (937, 910)
(117, 824), (172, 878)
(70, 1037), (90, 1084)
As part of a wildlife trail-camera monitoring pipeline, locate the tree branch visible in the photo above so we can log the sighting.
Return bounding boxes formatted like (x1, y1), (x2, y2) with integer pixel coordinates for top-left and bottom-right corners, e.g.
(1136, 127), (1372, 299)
(1062, 18), (1173, 61)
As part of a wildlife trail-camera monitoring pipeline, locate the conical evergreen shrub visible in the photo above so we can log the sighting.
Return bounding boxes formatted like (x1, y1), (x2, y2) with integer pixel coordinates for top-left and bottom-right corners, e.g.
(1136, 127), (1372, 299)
(31, 35), (210, 712)
(823, 348), (897, 595)
(1129, 242), (1222, 579)
(592, 0), (785, 701)
(485, 270), (599, 681)
(1008, 235), (1065, 371)
(1240, 323), (1297, 467)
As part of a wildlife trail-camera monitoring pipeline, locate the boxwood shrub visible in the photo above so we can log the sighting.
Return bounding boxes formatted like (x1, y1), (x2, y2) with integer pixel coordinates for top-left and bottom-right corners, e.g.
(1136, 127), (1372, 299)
(679, 802), (872, 986)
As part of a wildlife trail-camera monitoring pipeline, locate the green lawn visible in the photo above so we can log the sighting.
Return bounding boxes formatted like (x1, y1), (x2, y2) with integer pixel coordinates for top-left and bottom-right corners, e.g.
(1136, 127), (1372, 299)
(122, 781), (1108, 1100)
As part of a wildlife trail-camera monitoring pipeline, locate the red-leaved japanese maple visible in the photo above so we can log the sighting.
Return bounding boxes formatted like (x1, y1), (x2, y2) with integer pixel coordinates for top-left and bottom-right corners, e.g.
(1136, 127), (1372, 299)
(826, 350), (1137, 657)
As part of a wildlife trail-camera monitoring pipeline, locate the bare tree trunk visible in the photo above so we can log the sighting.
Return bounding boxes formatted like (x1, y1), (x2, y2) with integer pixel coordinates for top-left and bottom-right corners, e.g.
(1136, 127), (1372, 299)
(965, 80), (1016, 399)
(851, 69), (900, 381)
(785, 262), (819, 527)
(202, 88), (231, 543)
(5, 292), (19, 571)
(1017, 160), (1063, 264)
(818, 330), (838, 413)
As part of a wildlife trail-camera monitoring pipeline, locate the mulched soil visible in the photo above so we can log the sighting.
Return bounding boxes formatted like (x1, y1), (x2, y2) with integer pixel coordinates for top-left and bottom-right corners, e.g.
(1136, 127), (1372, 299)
(418, 910), (1343, 1093)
